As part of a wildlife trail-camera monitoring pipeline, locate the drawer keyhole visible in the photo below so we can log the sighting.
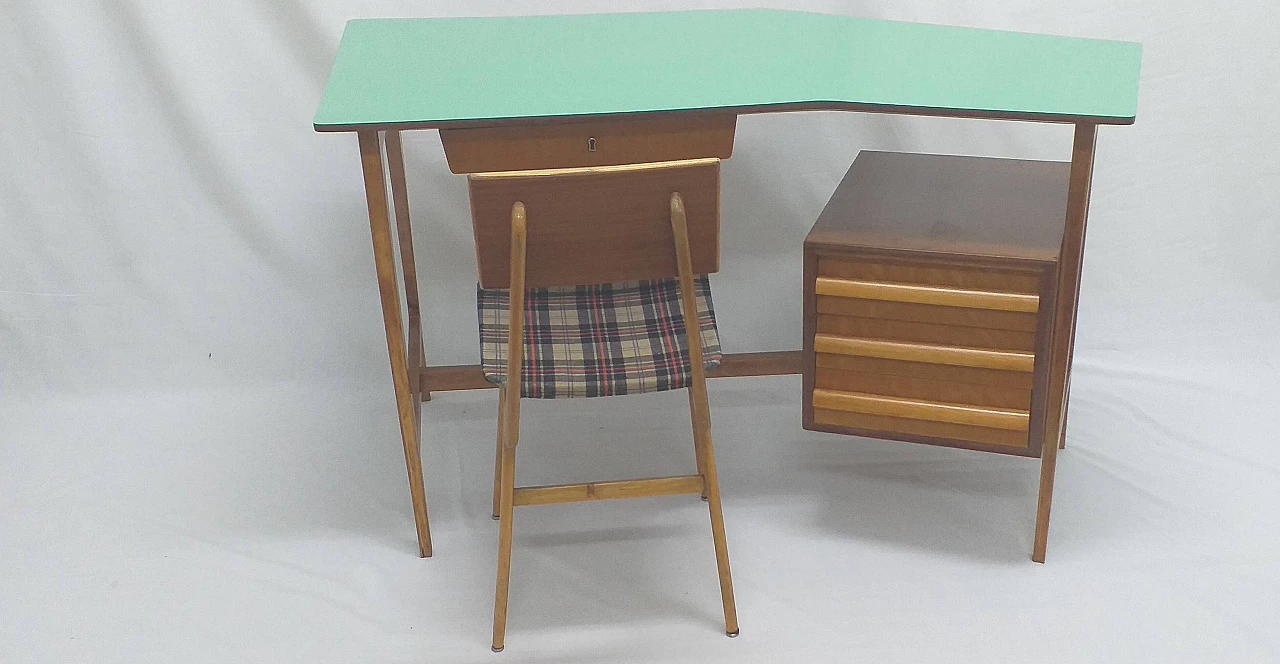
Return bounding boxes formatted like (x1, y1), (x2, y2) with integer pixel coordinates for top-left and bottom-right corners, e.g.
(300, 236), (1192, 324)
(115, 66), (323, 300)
(587, 137), (597, 152)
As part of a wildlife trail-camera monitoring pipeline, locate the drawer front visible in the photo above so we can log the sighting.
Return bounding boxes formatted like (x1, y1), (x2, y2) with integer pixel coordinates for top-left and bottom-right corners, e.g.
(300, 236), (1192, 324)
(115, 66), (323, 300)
(440, 114), (736, 174)
(813, 335), (1035, 372)
(817, 295), (1039, 332)
(814, 364), (1031, 410)
(816, 313), (1036, 351)
(806, 255), (1048, 454)
(812, 407), (1030, 449)
(815, 352), (1035, 390)
(819, 257), (1042, 294)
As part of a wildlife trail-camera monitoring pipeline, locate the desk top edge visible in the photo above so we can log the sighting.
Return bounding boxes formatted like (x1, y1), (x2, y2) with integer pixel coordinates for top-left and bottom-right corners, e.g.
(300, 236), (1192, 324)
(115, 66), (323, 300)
(313, 9), (1142, 131)
(313, 103), (1136, 134)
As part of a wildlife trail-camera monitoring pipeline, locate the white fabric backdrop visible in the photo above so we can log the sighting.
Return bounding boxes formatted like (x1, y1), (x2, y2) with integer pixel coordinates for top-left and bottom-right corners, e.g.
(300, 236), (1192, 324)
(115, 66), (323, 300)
(3, 1), (1279, 662)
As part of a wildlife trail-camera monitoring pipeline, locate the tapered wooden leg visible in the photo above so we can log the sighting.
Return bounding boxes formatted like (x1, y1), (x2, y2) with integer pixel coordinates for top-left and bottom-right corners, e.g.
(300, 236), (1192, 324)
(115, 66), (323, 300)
(1059, 377), (1071, 450)
(1033, 123), (1097, 563)
(493, 385), (507, 520)
(493, 202), (527, 652)
(1056, 181), (1088, 454)
(691, 383), (739, 635)
(688, 389), (709, 501)
(671, 193), (738, 636)
(492, 439), (517, 652)
(384, 130), (431, 402)
(358, 130), (432, 558)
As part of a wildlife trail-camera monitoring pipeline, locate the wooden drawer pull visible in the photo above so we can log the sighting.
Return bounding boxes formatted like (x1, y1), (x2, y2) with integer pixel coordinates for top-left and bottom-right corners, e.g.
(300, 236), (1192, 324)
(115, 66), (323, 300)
(814, 334), (1035, 372)
(812, 388), (1030, 431)
(815, 276), (1039, 313)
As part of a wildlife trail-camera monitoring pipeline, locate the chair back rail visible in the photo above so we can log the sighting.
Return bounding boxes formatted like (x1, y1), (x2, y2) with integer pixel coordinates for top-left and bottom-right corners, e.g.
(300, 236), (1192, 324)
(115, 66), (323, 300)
(468, 158), (720, 289)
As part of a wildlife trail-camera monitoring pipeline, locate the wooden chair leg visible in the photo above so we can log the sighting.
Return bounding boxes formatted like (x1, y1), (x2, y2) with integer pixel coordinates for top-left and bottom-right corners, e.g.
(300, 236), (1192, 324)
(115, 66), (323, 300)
(690, 382), (739, 636)
(493, 201), (527, 652)
(670, 192), (738, 636)
(493, 385), (507, 520)
(689, 390), (709, 500)
(492, 433), (518, 651)
(358, 130), (432, 558)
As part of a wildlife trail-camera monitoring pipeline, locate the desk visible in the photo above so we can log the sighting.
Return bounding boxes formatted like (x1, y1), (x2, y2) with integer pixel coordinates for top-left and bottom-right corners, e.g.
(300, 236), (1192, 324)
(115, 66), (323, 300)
(313, 9), (1141, 562)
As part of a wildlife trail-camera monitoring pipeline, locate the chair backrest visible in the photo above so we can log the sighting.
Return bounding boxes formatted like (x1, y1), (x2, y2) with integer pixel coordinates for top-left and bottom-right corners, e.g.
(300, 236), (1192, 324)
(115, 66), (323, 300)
(468, 158), (720, 289)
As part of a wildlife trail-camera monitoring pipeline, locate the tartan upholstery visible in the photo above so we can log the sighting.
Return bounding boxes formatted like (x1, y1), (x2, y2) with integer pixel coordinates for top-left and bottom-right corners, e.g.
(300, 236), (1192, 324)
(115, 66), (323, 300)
(478, 276), (721, 399)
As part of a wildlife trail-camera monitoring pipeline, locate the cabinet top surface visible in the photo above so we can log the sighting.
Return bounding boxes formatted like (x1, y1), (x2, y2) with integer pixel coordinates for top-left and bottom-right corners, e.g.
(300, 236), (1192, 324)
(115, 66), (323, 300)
(314, 10), (1141, 131)
(807, 151), (1071, 263)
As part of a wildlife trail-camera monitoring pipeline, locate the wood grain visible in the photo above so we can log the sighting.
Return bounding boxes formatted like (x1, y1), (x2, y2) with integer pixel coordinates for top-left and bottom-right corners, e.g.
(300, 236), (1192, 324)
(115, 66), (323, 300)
(1033, 123), (1097, 563)
(671, 192), (738, 636)
(491, 202), (527, 652)
(812, 388), (1030, 431)
(513, 475), (705, 506)
(819, 257), (1043, 293)
(469, 159), (720, 288)
(816, 296), (1038, 333)
(811, 408), (1030, 450)
(807, 151), (1069, 263)
(816, 314), (1036, 352)
(500, 202), (527, 446)
(813, 334), (1036, 372)
(358, 130), (432, 558)
(815, 352), (1035, 390)
(440, 113), (735, 174)
(814, 366), (1032, 410)
(420, 365), (494, 391)
(707, 350), (802, 377)
(814, 276), (1039, 313)
(385, 130), (428, 399)
(801, 249), (819, 430)
(491, 385), (505, 520)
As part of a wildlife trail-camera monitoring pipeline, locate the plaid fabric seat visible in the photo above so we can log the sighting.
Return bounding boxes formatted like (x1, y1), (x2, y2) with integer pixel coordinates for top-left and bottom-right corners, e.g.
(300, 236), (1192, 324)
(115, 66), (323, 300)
(478, 276), (721, 399)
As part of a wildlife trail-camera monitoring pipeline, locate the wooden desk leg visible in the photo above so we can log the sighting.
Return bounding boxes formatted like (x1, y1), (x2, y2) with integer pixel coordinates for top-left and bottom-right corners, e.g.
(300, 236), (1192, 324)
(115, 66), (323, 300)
(359, 130), (433, 558)
(1059, 376), (1072, 450)
(385, 130), (430, 402)
(1033, 123), (1097, 563)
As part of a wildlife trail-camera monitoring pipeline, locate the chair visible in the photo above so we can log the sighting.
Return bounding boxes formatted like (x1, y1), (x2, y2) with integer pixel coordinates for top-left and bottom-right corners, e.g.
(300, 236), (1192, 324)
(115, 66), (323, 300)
(467, 158), (738, 651)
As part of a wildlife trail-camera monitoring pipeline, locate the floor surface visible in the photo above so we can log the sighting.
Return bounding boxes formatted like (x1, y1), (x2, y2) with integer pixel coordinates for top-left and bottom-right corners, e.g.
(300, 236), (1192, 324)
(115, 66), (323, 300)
(4, 363), (1278, 662)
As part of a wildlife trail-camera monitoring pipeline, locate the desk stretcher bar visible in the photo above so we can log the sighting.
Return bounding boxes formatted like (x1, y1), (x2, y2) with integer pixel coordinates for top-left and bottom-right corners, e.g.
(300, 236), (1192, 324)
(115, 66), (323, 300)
(419, 350), (804, 394)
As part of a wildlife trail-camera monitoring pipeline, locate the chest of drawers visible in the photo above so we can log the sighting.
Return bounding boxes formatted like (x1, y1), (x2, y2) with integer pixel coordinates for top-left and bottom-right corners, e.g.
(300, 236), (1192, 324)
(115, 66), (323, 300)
(803, 151), (1071, 458)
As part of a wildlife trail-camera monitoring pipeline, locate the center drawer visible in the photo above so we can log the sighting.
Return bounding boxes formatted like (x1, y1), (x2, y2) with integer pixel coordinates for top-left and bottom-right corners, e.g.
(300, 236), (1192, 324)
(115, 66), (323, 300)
(440, 114), (736, 174)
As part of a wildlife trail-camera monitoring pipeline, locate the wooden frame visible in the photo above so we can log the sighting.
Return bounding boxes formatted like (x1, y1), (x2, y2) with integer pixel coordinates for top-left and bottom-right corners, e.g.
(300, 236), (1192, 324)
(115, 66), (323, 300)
(1033, 123), (1097, 563)
(349, 118), (1100, 569)
(357, 130), (432, 558)
(487, 184), (738, 651)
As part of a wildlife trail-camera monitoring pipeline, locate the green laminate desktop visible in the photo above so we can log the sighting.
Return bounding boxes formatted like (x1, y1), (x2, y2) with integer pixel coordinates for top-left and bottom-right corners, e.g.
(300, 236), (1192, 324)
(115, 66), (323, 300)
(314, 9), (1141, 131)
